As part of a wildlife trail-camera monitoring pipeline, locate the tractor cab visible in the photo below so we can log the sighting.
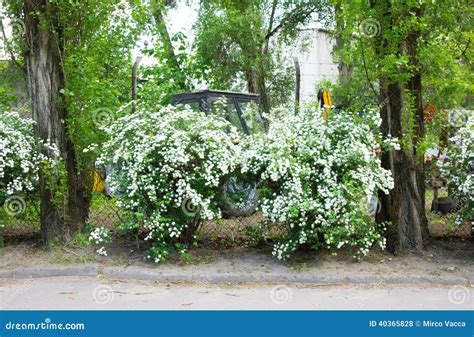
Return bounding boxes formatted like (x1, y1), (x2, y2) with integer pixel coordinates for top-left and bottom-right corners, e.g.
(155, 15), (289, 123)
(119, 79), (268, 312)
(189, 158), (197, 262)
(173, 90), (262, 218)
(172, 90), (264, 135)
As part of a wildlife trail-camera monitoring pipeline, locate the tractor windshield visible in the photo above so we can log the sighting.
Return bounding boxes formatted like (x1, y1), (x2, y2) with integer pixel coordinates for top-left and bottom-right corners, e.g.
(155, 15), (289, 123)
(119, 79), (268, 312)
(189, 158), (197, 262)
(209, 96), (245, 133)
(238, 100), (263, 134)
(172, 90), (264, 135)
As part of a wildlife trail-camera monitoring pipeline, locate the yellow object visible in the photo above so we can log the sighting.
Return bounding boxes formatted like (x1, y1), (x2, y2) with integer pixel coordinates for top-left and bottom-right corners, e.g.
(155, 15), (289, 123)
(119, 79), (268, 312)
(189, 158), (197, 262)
(321, 89), (332, 121)
(92, 170), (105, 193)
(322, 89), (332, 107)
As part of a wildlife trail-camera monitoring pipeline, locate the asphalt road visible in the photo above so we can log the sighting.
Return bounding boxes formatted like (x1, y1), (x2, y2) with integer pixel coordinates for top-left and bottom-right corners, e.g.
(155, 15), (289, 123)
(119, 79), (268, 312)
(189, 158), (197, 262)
(0, 277), (472, 310)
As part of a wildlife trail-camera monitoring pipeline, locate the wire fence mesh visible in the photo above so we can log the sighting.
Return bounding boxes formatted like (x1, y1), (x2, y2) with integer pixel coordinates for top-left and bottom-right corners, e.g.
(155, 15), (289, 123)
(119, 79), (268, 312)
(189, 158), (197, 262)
(1, 188), (470, 245)
(425, 188), (471, 239)
(0, 193), (264, 246)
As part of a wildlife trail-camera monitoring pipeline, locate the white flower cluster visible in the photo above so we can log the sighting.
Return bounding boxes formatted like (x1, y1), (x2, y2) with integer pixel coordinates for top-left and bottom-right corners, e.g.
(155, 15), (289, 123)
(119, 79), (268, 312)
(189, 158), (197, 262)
(241, 107), (394, 260)
(382, 134), (401, 151)
(0, 111), (58, 197)
(98, 105), (240, 262)
(89, 226), (111, 245)
(96, 246), (108, 256)
(438, 115), (473, 222)
(89, 227), (111, 257)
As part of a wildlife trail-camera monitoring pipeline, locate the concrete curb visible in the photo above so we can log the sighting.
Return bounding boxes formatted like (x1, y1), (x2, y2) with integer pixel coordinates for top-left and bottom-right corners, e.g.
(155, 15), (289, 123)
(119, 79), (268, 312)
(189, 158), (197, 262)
(103, 266), (471, 285)
(0, 264), (98, 279)
(0, 264), (471, 285)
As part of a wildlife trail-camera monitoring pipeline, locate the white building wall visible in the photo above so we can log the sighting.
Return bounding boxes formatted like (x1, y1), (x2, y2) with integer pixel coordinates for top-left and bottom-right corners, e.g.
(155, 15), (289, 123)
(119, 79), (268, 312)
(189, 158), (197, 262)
(295, 30), (339, 103)
(0, 49), (8, 61)
(0, 36), (8, 61)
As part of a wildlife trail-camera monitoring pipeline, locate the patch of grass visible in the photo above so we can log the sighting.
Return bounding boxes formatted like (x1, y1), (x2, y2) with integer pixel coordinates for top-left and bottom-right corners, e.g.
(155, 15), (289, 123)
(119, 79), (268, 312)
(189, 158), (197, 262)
(51, 255), (73, 265)
(179, 253), (215, 265)
(44, 237), (61, 250)
(72, 232), (91, 248)
(76, 256), (96, 264)
(112, 255), (128, 265)
(289, 261), (311, 271)
(51, 253), (96, 265)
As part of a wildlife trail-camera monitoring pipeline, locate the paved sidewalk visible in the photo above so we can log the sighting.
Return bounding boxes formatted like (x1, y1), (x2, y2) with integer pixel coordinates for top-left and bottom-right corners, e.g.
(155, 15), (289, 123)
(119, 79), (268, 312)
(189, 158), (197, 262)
(1, 276), (472, 310)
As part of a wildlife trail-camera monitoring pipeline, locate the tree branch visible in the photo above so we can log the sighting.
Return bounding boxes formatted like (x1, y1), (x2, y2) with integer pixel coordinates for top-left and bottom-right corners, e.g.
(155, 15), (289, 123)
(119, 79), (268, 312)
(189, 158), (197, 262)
(263, 0), (278, 52)
(264, 2), (321, 42)
(0, 18), (25, 72)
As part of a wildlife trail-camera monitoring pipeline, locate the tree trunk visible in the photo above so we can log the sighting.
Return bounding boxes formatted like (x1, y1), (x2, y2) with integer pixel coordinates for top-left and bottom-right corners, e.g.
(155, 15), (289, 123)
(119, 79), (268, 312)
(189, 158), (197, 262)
(377, 82), (426, 254)
(24, 0), (88, 242)
(256, 70), (271, 115)
(246, 67), (271, 115)
(65, 149), (91, 233)
(334, 1), (352, 87)
(406, 5), (429, 234)
(375, 1), (428, 254)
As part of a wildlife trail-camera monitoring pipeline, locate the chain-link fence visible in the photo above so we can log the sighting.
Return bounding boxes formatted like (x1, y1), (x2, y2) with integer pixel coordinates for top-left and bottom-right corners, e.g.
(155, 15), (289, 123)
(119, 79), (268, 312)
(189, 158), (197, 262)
(0, 193), (263, 246)
(425, 188), (471, 239)
(1, 188), (470, 245)
(88, 194), (264, 246)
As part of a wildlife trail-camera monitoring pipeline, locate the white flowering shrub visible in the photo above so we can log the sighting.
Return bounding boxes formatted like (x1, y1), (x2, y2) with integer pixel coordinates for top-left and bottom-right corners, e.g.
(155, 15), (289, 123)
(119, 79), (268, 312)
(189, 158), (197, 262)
(0, 111), (58, 245)
(89, 227), (111, 256)
(241, 107), (394, 260)
(0, 111), (58, 200)
(97, 105), (240, 262)
(438, 115), (473, 224)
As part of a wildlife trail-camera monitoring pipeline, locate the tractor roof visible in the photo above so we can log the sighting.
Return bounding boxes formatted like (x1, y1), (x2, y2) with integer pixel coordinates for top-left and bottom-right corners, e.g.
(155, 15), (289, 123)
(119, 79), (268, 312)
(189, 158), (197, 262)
(172, 89), (259, 104)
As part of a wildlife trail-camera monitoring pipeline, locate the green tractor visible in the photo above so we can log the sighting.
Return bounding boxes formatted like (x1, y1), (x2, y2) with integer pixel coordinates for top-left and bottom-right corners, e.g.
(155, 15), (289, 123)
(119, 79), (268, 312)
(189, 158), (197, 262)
(173, 90), (265, 218)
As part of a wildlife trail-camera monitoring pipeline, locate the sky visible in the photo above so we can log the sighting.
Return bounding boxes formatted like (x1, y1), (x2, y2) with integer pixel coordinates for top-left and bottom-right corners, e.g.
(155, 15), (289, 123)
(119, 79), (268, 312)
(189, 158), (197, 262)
(132, 1), (198, 66)
(168, 1), (198, 38)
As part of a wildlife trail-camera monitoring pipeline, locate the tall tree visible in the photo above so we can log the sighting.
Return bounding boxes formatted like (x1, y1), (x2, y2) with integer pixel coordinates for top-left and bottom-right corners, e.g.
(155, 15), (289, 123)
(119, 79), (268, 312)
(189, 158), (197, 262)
(23, 0), (70, 240)
(376, 1), (428, 253)
(193, 0), (331, 113)
(4, 0), (144, 242)
(334, 0), (472, 253)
